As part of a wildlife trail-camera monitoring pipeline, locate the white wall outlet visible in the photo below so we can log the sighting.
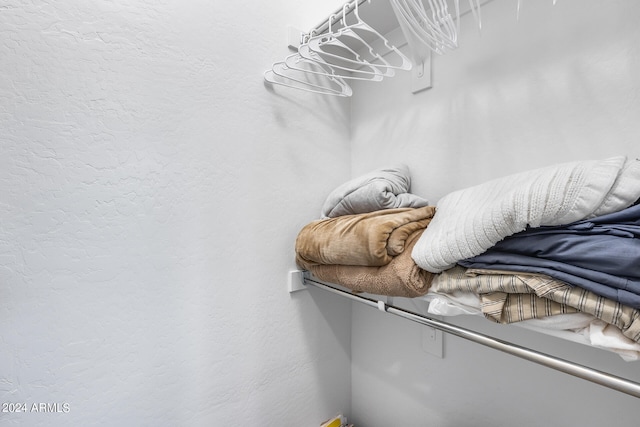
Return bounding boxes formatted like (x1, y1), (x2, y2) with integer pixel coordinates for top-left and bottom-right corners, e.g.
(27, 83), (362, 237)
(288, 270), (306, 293)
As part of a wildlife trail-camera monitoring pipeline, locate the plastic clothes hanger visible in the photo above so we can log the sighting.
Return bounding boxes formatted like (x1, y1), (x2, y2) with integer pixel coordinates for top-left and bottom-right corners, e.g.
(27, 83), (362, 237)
(391, 0), (432, 51)
(264, 67), (352, 97)
(305, 32), (395, 78)
(391, 0), (432, 71)
(338, 0), (412, 71)
(417, 0), (457, 49)
(391, 0), (457, 54)
(284, 53), (383, 81)
(297, 43), (386, 81)
(452, 0), (461, 41)
(299, 13), (389, 79)
(396, 0), (456, 54)
(426, 0), (458, 45)
(307, 1), (412, 73)
(424, 0), (458, 48)
(467, 0), (482, 30)
(263, 60), (353, 97)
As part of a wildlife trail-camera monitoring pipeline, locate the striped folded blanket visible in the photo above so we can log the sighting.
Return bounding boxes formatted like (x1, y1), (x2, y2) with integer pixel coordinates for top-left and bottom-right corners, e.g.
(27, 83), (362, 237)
(432, 266), (640, 343)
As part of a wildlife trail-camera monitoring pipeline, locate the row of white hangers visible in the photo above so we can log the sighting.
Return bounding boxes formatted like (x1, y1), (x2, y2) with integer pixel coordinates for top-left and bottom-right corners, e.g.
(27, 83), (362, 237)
(264, 0), (555, 97)
(264, 0), (411, 97)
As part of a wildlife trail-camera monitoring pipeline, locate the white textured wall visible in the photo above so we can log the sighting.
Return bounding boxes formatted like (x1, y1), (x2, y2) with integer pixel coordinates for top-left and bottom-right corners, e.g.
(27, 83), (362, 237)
(0, 1), (352, 426)
(349, 0), (640, 425)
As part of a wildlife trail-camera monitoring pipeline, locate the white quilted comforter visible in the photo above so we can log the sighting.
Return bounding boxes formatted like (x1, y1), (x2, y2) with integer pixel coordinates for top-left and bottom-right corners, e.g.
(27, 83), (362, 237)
(412, 156), (640, 273)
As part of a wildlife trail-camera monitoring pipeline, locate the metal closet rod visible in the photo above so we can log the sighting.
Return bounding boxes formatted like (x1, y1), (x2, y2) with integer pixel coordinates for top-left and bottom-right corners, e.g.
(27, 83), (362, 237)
(304, 276), (640, 399)
(310, 0), (369, 35)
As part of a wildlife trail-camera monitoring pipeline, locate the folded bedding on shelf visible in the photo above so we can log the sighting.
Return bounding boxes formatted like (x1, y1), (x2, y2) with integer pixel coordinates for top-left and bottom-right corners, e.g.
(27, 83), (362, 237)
(460, 255), (640, 308)
(430, 266), (640, 343)
(320, 164), (429, 218)
(306, 230), (434, 297)
(295, 206), (435, 270)
(459, 202), (640, 307)
(422, 288), (598, 330)
(412, 156), (640, 272)
(421, 287), (640, 361)
(431, 266), (580, 323)
(422, 268), (640, 360)
(297, 157), (640, 358)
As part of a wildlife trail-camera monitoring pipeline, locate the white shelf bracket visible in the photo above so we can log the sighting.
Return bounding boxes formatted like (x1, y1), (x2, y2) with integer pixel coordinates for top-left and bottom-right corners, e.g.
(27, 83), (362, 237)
(411, 50), (432, 94)
(287, 26), (304, 51)
(288, 270), (307, 293)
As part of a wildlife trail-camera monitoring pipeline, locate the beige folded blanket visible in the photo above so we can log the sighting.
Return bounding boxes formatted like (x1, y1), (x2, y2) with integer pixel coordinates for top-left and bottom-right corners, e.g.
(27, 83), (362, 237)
(295, 206), (436, 270)
(307, 230), (434, 297)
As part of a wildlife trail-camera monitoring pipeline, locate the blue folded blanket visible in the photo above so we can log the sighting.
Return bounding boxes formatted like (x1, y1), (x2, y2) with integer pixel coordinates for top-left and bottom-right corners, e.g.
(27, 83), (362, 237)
(460, 202), (640, 308)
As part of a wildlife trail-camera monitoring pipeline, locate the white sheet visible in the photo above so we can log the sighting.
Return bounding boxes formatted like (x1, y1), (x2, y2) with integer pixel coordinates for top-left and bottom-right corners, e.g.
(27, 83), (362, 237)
(420, 291), (640, 361)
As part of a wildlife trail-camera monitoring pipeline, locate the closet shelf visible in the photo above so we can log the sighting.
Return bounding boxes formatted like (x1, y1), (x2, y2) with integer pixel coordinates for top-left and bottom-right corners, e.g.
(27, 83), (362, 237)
(304, 275), (640, 399)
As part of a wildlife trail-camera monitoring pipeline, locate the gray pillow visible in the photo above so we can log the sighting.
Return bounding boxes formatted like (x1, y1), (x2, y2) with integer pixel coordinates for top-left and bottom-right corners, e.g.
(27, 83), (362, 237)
(321, 164), (430, 218)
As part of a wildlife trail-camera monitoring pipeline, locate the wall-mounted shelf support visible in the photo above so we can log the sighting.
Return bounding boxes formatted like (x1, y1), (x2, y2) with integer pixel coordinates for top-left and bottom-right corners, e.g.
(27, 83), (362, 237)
(411, 51), (432, 94)
(288, 270), (306, 293)
(287, 26), (303, 50)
